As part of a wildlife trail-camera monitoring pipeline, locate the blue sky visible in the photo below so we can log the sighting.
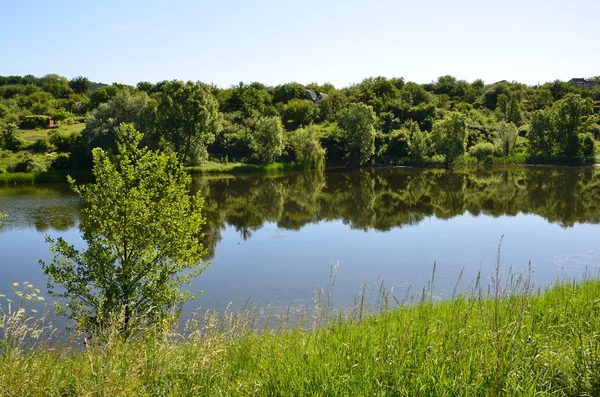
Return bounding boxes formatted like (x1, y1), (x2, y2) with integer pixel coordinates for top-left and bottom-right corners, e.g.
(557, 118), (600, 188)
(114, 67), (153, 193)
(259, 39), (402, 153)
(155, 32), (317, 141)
(1, 0), (598, 88)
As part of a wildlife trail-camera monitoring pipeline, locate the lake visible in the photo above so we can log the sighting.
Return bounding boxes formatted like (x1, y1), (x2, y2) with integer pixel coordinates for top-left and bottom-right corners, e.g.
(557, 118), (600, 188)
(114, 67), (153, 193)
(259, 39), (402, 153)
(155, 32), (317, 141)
(1, 166), (600, 319)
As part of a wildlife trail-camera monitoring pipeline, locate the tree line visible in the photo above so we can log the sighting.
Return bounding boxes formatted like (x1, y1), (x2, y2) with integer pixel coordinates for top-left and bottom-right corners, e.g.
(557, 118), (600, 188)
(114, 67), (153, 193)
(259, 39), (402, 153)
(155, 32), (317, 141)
(1, 74), (599, 170)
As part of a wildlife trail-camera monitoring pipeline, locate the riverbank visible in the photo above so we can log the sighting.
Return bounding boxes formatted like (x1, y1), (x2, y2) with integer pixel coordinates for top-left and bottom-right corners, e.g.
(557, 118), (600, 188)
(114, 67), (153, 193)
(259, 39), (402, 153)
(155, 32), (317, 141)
(2, 277), (599, 396)
(1, 154), (598, 185)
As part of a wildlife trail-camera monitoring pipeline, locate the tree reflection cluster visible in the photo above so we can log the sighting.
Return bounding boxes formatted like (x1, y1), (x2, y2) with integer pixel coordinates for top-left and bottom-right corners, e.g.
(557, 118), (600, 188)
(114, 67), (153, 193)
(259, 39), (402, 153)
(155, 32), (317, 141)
(3, 167), (600, 261)
(196, 167), (600, 259)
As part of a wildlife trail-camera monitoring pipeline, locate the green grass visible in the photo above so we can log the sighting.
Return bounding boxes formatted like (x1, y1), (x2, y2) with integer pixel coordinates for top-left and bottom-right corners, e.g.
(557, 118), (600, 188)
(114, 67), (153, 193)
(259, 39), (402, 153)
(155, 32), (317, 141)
(0, 170), (92, 185)
(18, 122), (85, 142)
(2, 269), (600, 396)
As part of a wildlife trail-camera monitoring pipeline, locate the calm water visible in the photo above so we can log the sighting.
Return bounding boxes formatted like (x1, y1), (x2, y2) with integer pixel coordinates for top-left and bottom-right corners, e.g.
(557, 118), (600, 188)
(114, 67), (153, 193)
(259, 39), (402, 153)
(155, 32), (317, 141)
(1, 166), (600, 317)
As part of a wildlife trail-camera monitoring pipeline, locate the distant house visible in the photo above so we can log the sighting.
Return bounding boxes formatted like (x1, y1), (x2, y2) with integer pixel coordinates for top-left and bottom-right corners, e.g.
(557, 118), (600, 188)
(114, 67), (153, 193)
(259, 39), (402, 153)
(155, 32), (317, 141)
(47, 118), (58, 127)
(305, 90), (317, 101)
(568, 77), (598, 89)
(316, 93), (329, 104)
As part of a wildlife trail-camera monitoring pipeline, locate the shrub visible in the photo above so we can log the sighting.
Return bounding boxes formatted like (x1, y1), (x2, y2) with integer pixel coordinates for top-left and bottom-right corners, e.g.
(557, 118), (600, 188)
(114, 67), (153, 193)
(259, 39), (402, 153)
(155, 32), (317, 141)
(19, 115), (49, 130)
(8, 154), (47, 173)
(49, 131), (81, 152)
(469, 142), (495, 163)
(50, 153), (72, 170)
(386, 129), (410, 158)
(0, 124), (25, 151)
(29, 138), (56, 153)
(581, 133), (595, 156)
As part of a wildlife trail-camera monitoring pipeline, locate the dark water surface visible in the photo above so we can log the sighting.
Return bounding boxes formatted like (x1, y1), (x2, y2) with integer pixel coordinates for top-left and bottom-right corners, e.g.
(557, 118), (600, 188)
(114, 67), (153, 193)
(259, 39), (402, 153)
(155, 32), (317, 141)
(1, 166), (600, 317)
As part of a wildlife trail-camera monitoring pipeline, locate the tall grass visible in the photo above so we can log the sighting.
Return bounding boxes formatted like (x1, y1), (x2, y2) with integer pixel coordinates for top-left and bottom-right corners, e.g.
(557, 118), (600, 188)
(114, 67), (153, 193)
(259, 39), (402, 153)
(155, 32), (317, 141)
(2, 263), (600, 396)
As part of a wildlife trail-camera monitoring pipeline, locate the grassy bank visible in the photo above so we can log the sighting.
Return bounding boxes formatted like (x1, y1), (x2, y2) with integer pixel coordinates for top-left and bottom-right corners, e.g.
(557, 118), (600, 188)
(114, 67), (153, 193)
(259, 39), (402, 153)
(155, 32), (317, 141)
(2, 275), (600, 396)
(0, 170), (92, 185)
(187, 161), (315, 174)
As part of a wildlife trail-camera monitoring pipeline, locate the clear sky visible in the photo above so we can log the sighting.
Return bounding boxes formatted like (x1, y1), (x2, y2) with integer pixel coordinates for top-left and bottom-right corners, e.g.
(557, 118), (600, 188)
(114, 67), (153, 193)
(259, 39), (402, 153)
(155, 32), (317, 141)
(1, 0), (598, 88)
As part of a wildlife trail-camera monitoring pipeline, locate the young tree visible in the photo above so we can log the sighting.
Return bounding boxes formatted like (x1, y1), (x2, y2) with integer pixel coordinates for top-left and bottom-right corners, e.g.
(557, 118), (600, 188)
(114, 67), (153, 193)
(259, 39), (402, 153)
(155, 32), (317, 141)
(41, 124), (207, 335)
(494, 121), (518, 157)
(289, 124), (326, 167)
(337, 102), (377, 168)
(432, 113), (467, 167)
(250, 116), (285, 163)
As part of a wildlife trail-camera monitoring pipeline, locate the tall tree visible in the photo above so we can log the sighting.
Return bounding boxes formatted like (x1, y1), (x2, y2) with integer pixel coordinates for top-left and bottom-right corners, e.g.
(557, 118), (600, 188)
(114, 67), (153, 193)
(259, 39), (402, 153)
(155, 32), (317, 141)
(337, 102), (377, 167)
(83, 90), (155, 152)
(432, 113), (467, 166)
(528, 94), (595, 157)
(41, 124), (207, 335)
(250, 116), (285, 163)
(69, 76), (92, 95)
(156, 80), (223, 165)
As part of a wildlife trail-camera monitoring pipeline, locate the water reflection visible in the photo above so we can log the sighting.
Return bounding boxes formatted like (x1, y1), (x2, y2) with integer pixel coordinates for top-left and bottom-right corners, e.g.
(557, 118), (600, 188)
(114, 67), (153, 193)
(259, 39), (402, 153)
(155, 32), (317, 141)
(194, 167), (600, 258)
(3, 167), (600, 251)
(0, 185), (82, 232)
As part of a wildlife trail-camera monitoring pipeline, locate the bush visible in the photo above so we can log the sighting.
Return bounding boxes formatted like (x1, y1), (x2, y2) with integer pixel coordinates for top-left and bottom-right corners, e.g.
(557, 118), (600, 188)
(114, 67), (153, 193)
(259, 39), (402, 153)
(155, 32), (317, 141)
(386, 129), (411, 158)
(19, 115), (49, 129)
(581, 133), (595, 156)
(0, 124), (25, 151)
(8, 154), (47, 173)
(50, 153), (72, 170)
(49, 130), (81, 152)
(29, 138), (56, 153)
(469, 142), (495, 163)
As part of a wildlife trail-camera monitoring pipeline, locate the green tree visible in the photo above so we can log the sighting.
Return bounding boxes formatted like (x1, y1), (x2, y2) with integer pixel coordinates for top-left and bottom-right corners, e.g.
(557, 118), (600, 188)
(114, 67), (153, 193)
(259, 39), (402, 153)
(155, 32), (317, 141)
(337, 103), (377, 167)
(289, 125), (326, 167)
(407, 121), (429, 160)
(432, 113), (467, 166)
(83, 91), (155, 152)
(495, 93), (522, 125)
(494, 121), (518, 157)
(250, 116), (285, 163)
(282, 98), (315, 130)
(156, 81), (223, 165)
(528, 93), (595, 157)
(272, 83), (305, 104)
(41, 124), (207, 335)
(69, 76), (92, 95)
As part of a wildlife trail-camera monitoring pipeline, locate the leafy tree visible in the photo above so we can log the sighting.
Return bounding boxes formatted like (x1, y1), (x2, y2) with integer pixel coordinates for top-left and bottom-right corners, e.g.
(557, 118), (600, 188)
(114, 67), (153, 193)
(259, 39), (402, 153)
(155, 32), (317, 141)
(527, 111), (553, 156)
(250, 116), (285, 163)
(432, 113), (467, 166)
(40, 74), (72, 98)
(69, 76), (92, 95)
(337, 103), (377, 167)
(83, 91), (155, 152)
(41, 124), (207, 335)
(156, 80), (223, 165)
(282, 98), (315, 130)
(0, 123), (24, 151)
(88, 85), (123, 109)
(272, 83), (305, 104)
(406, 121), (429, 160)
(495, 93), (522, 125)
(289, 125), (325, 167)
(494, 121), (518, 157)
(528, 94), (595, 156)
